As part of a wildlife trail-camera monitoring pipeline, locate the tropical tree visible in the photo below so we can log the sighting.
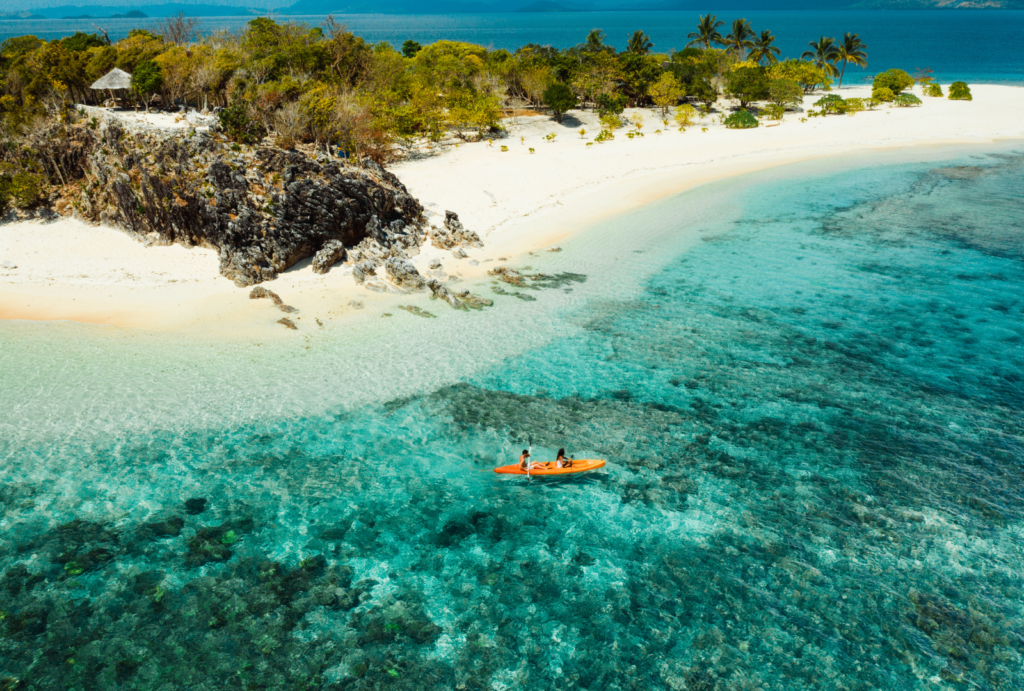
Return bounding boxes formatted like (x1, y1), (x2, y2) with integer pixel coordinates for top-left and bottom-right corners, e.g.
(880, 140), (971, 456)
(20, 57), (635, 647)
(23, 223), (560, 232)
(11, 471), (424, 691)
(542, 82), (577, 123)
(834, 32), (867, 88)
(802, 36), (839, 78)
(723, 19), (755, 60)
(584, 28), (611, 53)
(130, 59), (163, 111)
(724, 66), (769, 108)
(626, 30), (653, 55)
(401, 40), (421, 58)
(686, 15), (724, 50)
(750, 30), (780, 66)
(649, 72), (684, 115)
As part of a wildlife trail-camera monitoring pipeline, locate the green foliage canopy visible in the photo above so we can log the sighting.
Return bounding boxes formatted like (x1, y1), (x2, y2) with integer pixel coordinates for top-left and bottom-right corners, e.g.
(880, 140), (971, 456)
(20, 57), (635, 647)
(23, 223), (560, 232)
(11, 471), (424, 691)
(724, 66), (769, 108)
(873, 69), (913, 95)
(948, 81), (972, 101)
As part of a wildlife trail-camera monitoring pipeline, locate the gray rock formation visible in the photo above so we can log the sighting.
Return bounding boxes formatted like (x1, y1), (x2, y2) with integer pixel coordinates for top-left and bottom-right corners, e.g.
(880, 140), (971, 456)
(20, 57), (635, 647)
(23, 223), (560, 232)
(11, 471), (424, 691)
(27, 120), (425, 286)
(249, 286), (297, 313)
(430, 211), (482, 250)
(384, 257), (426, 291)
(427, 279), (466, 310)
(488, 266), (525, 286)
(311, 240), (346, 274)
(427, 279), (493, 311)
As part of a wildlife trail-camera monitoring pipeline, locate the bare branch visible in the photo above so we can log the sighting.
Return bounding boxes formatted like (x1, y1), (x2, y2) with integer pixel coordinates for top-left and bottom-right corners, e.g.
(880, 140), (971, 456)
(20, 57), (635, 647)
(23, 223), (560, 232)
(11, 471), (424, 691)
(156, 12), (200, 46)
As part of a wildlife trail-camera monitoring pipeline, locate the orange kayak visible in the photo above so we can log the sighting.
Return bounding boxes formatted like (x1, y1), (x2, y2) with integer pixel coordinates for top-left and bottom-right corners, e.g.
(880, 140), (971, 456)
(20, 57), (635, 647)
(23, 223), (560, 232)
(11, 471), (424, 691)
(493, 459), (606, 476)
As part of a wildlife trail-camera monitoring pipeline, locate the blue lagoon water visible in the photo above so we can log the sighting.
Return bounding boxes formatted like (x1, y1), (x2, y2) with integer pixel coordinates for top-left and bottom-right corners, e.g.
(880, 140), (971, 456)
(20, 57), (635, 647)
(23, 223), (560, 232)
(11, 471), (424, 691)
(1, 10), (1022, 84)
(2, 146), (1024, 689)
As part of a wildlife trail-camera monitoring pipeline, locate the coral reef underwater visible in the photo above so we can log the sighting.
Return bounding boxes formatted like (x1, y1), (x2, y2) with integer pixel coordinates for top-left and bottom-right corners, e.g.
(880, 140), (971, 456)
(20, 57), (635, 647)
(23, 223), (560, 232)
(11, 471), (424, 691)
(1, 151), (1023, 690)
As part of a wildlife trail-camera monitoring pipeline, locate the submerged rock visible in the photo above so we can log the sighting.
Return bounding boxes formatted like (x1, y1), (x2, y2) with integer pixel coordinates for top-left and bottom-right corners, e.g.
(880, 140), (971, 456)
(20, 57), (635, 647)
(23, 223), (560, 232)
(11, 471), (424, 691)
(137, 516), (184, 541)
(398, 305), (436, 318)
(488, 266), (525, 286)
(184, 497), (207, 515)
(426, 280), (493, 311)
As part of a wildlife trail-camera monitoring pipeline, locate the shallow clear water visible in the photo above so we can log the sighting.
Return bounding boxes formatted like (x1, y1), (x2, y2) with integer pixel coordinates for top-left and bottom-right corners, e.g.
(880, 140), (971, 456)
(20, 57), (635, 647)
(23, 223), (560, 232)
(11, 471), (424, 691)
(2, 146), (1024, 690)
(2, 10), (1023, 84)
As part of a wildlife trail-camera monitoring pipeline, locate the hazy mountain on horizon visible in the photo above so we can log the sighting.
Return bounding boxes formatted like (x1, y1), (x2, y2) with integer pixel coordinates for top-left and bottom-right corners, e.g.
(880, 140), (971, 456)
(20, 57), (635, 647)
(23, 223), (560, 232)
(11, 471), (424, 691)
(9, 0), (1024, 19)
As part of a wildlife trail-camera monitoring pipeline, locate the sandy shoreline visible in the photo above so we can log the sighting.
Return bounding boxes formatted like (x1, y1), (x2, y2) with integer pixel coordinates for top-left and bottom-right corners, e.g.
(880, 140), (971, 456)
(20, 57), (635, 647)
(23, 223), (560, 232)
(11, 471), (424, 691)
(2, 84), (1023, 334)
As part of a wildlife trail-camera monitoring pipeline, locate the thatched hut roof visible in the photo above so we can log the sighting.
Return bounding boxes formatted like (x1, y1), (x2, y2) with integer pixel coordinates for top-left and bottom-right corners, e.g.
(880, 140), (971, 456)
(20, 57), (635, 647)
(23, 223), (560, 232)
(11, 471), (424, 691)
(91, 68), (132, 90)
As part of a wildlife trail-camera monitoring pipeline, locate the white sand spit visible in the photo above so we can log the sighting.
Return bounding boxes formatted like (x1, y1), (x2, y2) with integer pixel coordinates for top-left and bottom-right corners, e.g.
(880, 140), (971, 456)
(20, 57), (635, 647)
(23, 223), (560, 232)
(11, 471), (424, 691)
(2, 84), (1023, 334)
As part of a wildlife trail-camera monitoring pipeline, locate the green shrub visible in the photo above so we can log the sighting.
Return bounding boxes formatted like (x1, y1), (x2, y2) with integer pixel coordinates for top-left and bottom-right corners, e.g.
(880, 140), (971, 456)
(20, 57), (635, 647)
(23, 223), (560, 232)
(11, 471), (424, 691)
(872, 87), (895, 103)
(218, 102), (266, 145)
(595, 93), (627, 118)
(542, 83), (578, 123)
(894, 93), (922, 107)
(948, 81), (972, 101)
(673, 104), (697, 130)
(863, 97), (881, 110)
(814, 94), (845, 115)
(873, 69), (914, 95)
(0, 168), (46, 213)
(925, 82), (943, 97)
(768, 78), (803, 110)
(842, 98), (865, 114)
(761, 103), (785, 120)
(600, 113), (623, 130)
(724, 109), (758, 129)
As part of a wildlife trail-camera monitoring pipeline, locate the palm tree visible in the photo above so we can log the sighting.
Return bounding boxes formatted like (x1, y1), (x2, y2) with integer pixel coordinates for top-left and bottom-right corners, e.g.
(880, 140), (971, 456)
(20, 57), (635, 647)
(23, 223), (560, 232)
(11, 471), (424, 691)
(585, 28), (606, 51)
(724, 18), (755, 60)
(802, 36), (840, 78)
(627, 30), (653, 55)
(750, 30), (780, 66)
(834, 32), (868, 88)
(686, 14), (724, 50)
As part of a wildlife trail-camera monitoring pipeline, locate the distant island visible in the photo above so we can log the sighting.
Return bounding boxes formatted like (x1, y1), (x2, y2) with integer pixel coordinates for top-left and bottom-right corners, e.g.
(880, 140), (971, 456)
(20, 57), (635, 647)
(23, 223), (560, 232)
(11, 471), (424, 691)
(0, 10), (47, 19)
(63, 9), (148, 19)
(13, 0), (1024, 18)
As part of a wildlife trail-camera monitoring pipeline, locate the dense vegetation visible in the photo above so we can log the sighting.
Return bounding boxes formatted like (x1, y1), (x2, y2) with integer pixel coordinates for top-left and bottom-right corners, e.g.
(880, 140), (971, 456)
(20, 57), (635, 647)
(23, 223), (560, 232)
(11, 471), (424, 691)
(0, 14), (869, 161)
(0, 13), (973, 218)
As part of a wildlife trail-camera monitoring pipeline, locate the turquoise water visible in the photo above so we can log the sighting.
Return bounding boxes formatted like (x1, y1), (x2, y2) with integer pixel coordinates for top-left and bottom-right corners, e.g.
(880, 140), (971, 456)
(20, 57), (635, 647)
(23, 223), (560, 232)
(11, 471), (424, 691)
(2, 10), (1023, 84)
(2, 146), (1024, 689)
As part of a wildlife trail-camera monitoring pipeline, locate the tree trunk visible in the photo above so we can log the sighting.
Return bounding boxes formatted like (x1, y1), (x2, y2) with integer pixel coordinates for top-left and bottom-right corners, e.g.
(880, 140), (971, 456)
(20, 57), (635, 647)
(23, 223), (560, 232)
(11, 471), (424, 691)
(839, 61), (847, 89)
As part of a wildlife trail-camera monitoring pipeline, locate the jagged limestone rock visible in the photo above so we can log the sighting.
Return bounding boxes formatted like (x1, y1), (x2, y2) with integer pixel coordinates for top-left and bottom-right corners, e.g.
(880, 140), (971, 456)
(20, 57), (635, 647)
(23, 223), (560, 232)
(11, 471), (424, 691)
(430, 210), (482, 250)
(427, 279), (467, 310)
(384, 256), (426, 291)
(36, 121), (425, 286)
(311, 239), (346, 274)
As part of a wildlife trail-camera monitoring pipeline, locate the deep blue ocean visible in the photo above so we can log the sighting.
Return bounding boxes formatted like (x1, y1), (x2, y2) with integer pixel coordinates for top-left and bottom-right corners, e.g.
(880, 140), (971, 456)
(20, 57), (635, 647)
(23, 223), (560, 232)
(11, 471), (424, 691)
(2, 144), (1023, 689)
(1, 10), (1022, 84)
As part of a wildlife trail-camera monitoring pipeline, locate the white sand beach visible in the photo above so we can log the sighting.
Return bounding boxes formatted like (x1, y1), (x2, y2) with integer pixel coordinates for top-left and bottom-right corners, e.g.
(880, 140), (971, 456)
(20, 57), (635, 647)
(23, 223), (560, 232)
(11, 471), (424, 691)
(2, 84), (1023, 333)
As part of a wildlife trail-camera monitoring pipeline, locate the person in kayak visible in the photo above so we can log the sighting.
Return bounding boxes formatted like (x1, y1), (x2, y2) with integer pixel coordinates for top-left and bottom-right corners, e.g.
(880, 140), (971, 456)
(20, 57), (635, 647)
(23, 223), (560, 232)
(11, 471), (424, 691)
(520, 449), (548, 471)
(519, 450), (533, 471)
(555, 449), (573, 468)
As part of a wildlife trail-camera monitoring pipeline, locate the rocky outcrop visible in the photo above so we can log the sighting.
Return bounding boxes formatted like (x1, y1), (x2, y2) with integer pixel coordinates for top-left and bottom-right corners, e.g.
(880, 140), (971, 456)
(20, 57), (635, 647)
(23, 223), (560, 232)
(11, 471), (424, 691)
(39, 120), (425, 286)
(311, 239), (346, 274)
(249, 286), (297, 313)
(430, 211), (482, 251)
(488, 266), (525, 286)
(385, 257), (426, 291)
(427, 279), (493, 311)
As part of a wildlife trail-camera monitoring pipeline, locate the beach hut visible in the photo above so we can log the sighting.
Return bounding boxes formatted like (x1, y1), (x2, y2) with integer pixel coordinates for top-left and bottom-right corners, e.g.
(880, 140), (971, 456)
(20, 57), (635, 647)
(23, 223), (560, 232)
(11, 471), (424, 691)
(90, 68), (132, 106)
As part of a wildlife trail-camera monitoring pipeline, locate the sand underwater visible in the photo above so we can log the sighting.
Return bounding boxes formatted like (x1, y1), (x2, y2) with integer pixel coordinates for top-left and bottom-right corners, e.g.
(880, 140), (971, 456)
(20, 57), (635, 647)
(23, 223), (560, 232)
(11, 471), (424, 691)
(1, 145), (1023, 691)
